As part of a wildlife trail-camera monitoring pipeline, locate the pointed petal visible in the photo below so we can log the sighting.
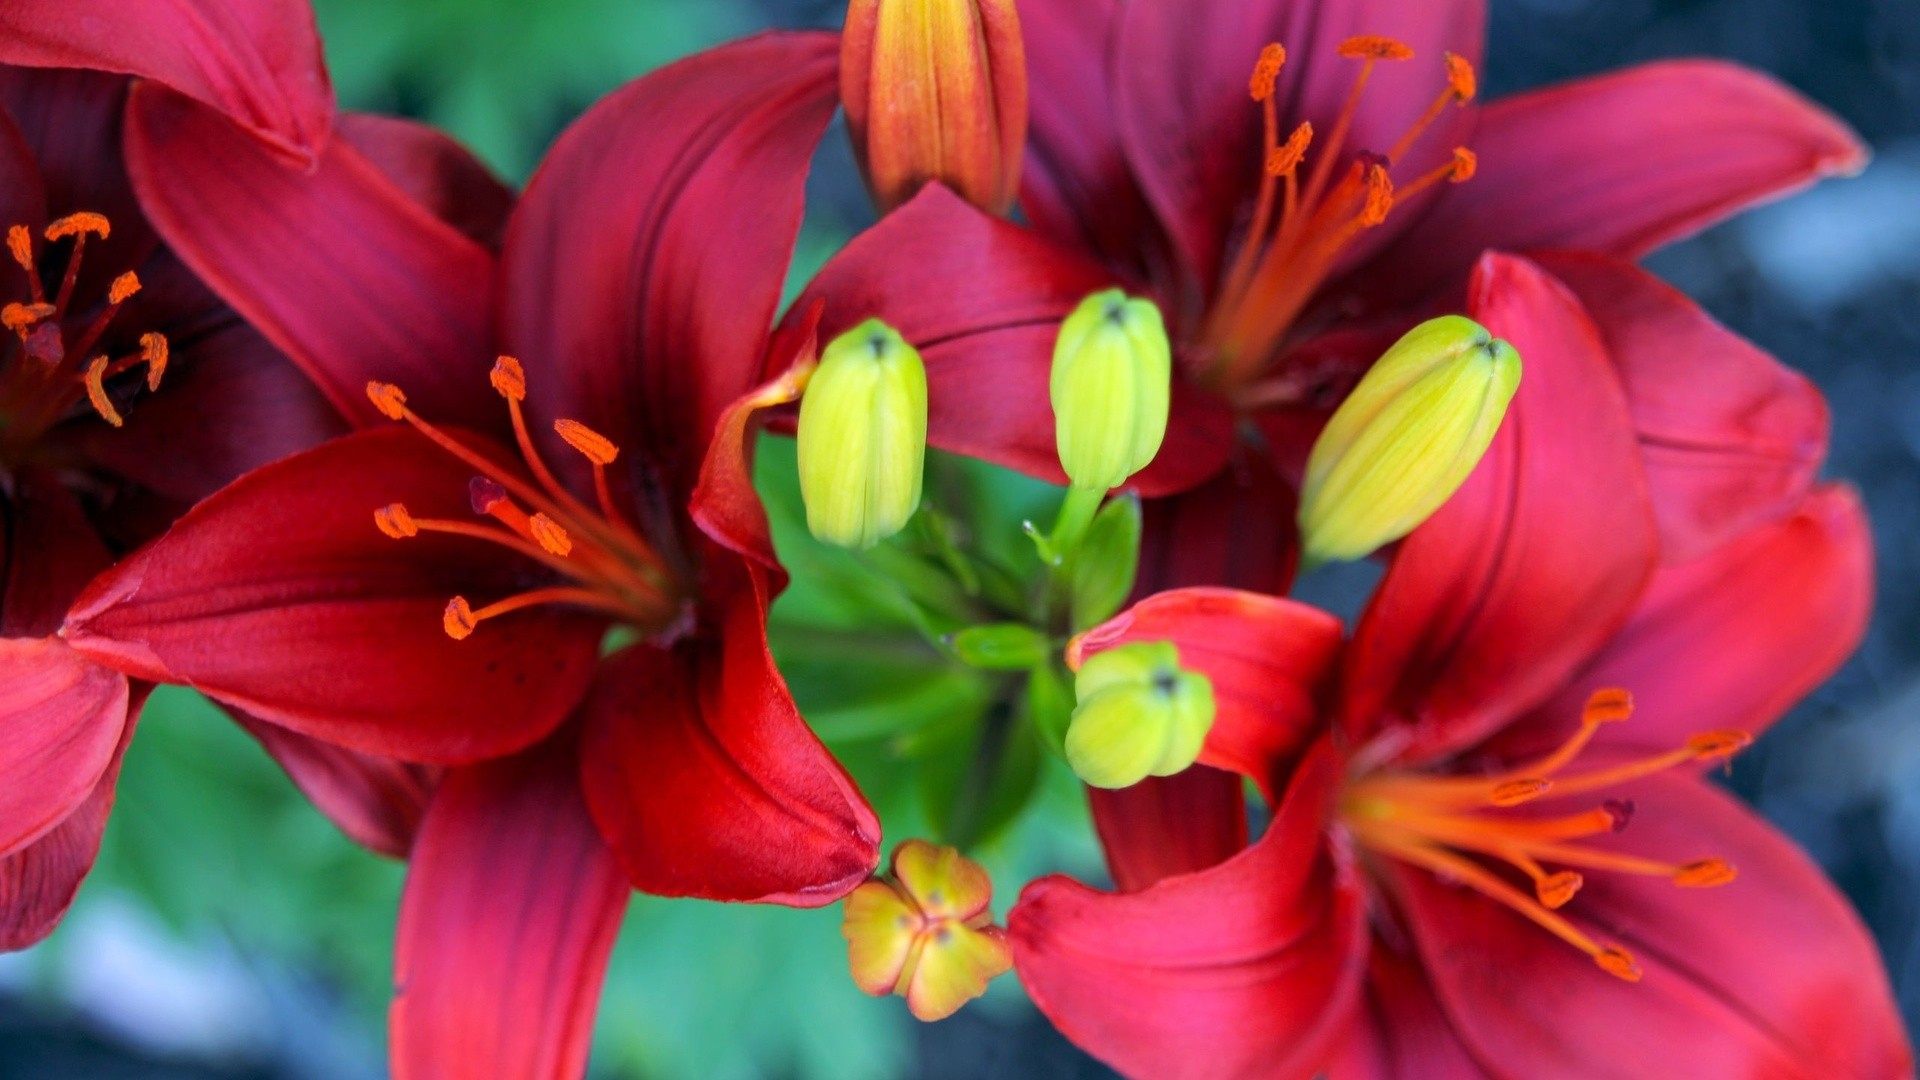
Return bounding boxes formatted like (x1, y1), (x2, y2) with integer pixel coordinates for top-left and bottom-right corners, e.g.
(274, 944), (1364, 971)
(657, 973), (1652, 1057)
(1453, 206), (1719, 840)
(391, 741), (628, 1080)
(1495, 486), (1870, 763)
(1535, 252), (1829, 564)
(0, 0), (333, 162)
(125, 83), (495, 428)
(230, 707), (437, 859)
(1, 468), (111, 638)
(0, 638), (129, 857)
(63, 428), (605, 765)
(1374, 61), (1866, 308)
(338, 113), (515, 252)
(1342, 253), (1657, 761)
(501, 32), (838, 494)
(579, 563), (879, 904)
(1011, 742), (1367, 1079)
(1390, 776), (1911, 1080)
(1086, 768), (1248, 893)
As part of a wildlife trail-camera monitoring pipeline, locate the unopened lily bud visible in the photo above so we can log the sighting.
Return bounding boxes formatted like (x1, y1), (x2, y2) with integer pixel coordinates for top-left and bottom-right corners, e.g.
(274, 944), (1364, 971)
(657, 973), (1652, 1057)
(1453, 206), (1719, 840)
(798, 319), (929, 549)
(1065, 641), (1215, 789)
(1050, 290), (1172, 492)
(1298, 315), (1521, 564)
(842, 840), (1013, 1021)
(842, 0), (1027, 214)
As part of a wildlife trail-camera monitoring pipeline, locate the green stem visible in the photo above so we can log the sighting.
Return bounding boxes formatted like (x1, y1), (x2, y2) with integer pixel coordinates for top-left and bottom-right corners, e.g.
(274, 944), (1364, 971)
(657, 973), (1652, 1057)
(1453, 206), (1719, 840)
(1048, 484), (1106, 566)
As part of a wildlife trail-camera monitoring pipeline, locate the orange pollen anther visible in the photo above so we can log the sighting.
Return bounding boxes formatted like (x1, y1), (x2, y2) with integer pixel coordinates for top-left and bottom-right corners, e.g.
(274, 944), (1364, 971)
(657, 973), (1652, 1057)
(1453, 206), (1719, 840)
(6, 225), (30, 270)
(108, 272), (140, 305)
(1266, 122), (1313, 177)
(83, 355), (122, 426)
(1342, 688), (1747, 983)
(528, 512), (573, 556)
(490, 354), (527, 401)
(443, 597), (477, 640)
(45, 212), (110, 242)
(1249, 44), (1286, 102)
(555, 418), (620, 465)
(367, 381), (408, 420)
(1359, 164), (1394, 226)
(1449, 147), (1478, 182)
(141, 333), (168, 390)
(2, 301), (51, 334)
(1337, 35), (1415, 61)
(1445, 52), (1478, 101)
(375, 503), (420, 539)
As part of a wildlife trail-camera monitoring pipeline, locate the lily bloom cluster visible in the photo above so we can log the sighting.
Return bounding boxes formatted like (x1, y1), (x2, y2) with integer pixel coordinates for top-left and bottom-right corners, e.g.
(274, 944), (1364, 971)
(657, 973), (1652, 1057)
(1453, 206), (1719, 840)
(0, 0), (1908, 1078)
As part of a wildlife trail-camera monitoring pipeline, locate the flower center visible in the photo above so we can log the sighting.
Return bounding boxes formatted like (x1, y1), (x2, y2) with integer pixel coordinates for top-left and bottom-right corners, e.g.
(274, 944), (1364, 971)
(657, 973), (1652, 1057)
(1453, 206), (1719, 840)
(1341, 689), (1748, 983)
(1203, 37), (1478, 395)
(0, 215), (169, 458)
(365, 357), (683, 640)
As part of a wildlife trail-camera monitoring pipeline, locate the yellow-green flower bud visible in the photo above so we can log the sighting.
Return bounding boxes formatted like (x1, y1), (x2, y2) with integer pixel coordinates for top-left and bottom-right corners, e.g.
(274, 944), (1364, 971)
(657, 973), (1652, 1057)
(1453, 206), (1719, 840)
(798, 319), (928, 549)
(1298, 315), (1522, 565)
(1050, 290), (1172, 492)
(1064, 641), (1215, 790)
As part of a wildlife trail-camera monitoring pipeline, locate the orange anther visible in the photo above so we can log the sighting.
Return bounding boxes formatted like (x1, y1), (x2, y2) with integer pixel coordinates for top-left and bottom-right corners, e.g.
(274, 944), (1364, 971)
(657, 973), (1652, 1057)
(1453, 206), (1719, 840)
(45, 211), (110, 242)
(1490, 778), (1551, 807)
(1449, 147), (1478, 183)
(1687, 731), (1753, 761)
(108, 271), (140, 304)
(1266, 122), (1313, 177)
(83, 355), (123, 427)
(1583, 688), (1633, 725)
(490, 355), (527, 402)
(528, 512), (573, 556)
(1594, 946), (1642, 982)
(7, 224), (31, 269)
(1536, 871), (1583, 910)
(554, 418), (619, 465)
(1359, 164), (1394, 227)
(1249, 43), (1286, 102)
(375, 504), (420, 539)
(443, 596), (477, 640)
(2, 301), (52, 333)
(1337, 36), (1414, 61)
(367, 381), (408, 420)
(141, 333), (169, 390)
(1673, 859), (1737, 888)
(1444, 52), (1478, 101)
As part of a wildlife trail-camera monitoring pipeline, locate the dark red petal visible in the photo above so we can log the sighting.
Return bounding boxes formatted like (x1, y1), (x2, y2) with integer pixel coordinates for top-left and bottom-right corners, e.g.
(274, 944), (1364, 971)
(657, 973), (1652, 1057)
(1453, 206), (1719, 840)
(0, 638), (129, 857)
(63, 428), (604, 766)
(1011, 741), (1366, 1080)
(0, 96), (47, 229)
(1342, 253), (1657, 761)
(1535, 252), (1829, 564)
(1072, 587), (1343, 793)
(1327, 944), (1490, 1080)
(125, 83), (496, 428)
(1086, 768), (1247, 893)
(1389, 775), (1911, 1079)
(793, 185), (1233, 495)
(1136, 449), (1300, 598)
(0, 685), (141, 951)
(2, 468), (111, 638)
(1494, 486), (1871, 764)
(1374, 61), (1867, 309)
(579, 562), (878, 905)
(391, 741), (628, 1080)
(338, 112), (514, 252)
(230, 707), (437, 859)
(501, 32), (838, 495)
(1113, 0), (1484, 290)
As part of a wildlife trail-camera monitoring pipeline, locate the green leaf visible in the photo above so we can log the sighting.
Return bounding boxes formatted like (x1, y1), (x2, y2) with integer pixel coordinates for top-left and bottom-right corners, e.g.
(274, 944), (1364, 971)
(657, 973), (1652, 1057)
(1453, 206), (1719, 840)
(1026, 660), (1076, 758)
(948, 622), (1051, 670)
(1069, 492), (1142, 631)
(915, 701), (1043, 850)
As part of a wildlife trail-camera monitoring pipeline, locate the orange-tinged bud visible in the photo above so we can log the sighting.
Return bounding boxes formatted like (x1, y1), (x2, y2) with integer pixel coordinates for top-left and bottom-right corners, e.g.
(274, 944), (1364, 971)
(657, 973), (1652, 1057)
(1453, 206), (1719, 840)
(842, 0), (1027, 215)
(842, 840), (1012, 1022)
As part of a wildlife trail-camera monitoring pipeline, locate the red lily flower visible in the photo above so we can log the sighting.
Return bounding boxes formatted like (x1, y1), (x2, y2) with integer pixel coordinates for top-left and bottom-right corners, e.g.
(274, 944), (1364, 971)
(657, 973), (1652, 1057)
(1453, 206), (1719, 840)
(58, 33), (879, 1077)
(1005, 253), (1909, 1079)
(0, 0), (354, 948)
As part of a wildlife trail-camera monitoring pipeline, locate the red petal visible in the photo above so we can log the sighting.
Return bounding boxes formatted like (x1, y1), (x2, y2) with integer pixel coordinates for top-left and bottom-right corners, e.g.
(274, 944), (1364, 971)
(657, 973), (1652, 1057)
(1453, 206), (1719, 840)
(1536, 252), (1829, 564)
(2, 468), (111, 638)
(501, 32), (838, 495)
(1113, 0), (1484, 289)
(391, 741), (628, 1080)
(63, 428), (605, 765)
(1389, 776), (1911, 1079)
(1493, 486), (1871, 764)
(0, 96), (47, 229)
(1373, 61), (1866, 308)
(0, 638), (129, 857)
(1136, 449), (1300, 597)
(125, 83), (496, 428)
(1086, 768), (1247, 893)
(0, 0), (333, 163)
(1011, 742), (1367, 1079)
(231, 706), (437, 858)
(338, 113), (514, 252)
(579, 564), (878, 904)
(1072, 587), (1343, 793)
(1328, 944), (1489, 1080)
(1342, 253), (1657, 761)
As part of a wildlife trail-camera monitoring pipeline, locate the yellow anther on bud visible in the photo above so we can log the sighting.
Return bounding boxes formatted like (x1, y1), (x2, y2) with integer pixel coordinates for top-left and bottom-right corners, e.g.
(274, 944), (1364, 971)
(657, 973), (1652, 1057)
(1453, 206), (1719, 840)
(45, 211), (110, 242)
(490, 355), (527, 401)
(7, 225), (31, 269)
(443, 597), (477, 640)
(553, 418), (619, 465)
(1064, 641), (1216, 790)
(1338, 36), (1415, 61)
(141, 333), (169, 391)
(797, 318), (928, 549)
(367, 381), (408, 420)
(1249, 43), (1286, 102)
(374, 504), (419, 539)
(108, 271), (140, 305)
(1050, 290), (1172, 493)
(842, 839), (1012, 1022)
(842, 0), (1027, 214)
(1297, 314), (1522, 565)
(1445, 52), (1478, 102)
(528, 512), (573, 556)
(83, 356), (123, 427)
